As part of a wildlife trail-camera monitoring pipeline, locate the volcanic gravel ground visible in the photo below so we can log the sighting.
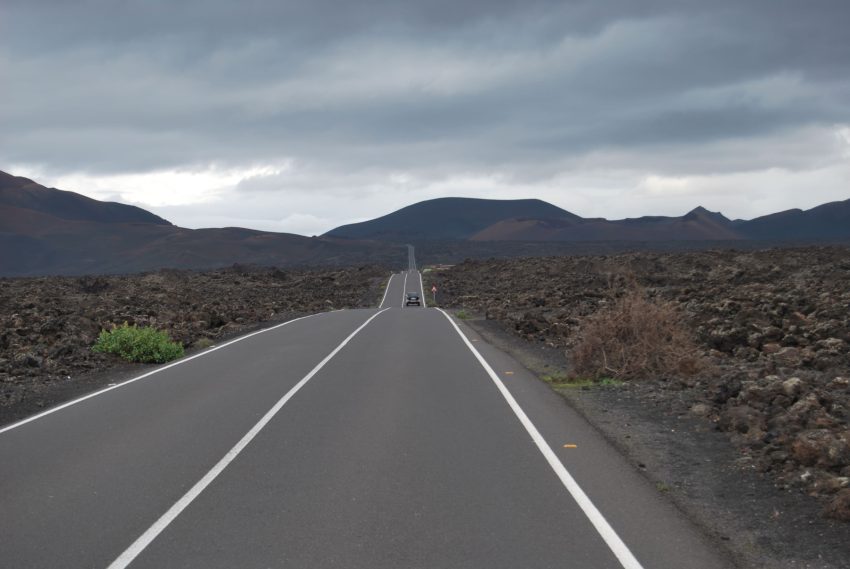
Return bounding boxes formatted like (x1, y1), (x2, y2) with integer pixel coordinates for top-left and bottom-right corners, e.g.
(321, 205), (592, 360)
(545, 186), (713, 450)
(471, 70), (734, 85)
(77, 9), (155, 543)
(426, 247), (850, 525)
(0, 264), (387, 423)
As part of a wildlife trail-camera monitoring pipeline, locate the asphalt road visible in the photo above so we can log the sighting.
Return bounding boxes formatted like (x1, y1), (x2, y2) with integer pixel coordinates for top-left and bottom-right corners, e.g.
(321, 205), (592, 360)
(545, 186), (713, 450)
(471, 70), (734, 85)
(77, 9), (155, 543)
(0, 248), (732, 568)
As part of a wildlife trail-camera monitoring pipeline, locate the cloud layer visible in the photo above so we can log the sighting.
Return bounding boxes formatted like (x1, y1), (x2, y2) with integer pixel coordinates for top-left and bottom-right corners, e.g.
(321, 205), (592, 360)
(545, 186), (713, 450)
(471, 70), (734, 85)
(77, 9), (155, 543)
(3, 0), (849, 233)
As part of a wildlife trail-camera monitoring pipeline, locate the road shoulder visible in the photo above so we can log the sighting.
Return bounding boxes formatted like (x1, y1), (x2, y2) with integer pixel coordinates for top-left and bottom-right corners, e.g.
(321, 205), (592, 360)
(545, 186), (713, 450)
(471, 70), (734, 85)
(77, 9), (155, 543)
(0, 309), (312, 429)
(440, 312), (735, 569)
(453, 313), (850, 569)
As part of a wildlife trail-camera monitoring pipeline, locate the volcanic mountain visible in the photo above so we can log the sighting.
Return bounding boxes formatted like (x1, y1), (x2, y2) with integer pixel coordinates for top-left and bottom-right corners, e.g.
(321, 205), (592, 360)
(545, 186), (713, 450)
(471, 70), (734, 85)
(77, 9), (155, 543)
(325, 197), (580, 241)
(325, 198), (850, 243)
(3, 169), (849, 276)
(0, 170), (171, 226)
(0, 171), (394, 276)
(469, 206), (749, 241)
(737, 200), (850, 241)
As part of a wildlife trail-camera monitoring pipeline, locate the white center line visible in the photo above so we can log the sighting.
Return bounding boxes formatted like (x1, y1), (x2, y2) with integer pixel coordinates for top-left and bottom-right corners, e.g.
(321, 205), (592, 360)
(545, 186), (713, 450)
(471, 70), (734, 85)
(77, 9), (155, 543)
(106, 308), (390, 569)
(436, 309), (644, 569)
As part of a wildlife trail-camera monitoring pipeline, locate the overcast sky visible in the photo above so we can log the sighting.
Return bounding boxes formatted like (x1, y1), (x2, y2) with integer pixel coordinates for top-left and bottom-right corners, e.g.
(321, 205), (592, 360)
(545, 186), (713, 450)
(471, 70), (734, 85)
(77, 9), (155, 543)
(2, 0), (849, 235)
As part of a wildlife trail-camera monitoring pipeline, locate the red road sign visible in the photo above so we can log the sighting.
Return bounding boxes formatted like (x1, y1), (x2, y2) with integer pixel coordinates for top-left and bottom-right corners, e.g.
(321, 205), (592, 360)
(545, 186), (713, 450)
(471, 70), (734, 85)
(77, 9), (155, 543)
(431, 285), (437, 293)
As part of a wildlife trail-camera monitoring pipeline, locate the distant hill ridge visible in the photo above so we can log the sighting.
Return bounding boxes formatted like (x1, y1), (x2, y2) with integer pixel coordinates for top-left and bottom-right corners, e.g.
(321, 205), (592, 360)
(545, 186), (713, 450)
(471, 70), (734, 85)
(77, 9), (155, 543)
(325, 198), (850, 243)
(739, 200), (850, 240)
(325, 197), (578, 241)
(2, 168), (849, 276)
(0, 170), (395, 276)
(0, 171), (171, 225)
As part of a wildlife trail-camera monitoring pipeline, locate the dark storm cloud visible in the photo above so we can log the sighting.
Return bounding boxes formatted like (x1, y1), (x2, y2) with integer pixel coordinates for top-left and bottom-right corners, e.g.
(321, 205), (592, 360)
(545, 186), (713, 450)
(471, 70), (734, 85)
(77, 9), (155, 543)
(1, 0), (849, 223)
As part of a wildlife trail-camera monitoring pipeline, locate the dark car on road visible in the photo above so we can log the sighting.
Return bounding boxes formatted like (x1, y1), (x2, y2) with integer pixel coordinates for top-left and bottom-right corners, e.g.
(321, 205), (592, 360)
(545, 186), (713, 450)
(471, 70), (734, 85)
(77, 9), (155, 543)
(405, 292), (421, 306)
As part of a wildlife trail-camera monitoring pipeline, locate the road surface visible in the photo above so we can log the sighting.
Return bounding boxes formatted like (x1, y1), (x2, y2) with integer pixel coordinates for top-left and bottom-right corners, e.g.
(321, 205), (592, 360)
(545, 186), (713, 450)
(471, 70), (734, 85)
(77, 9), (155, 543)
(0, 248), (731, 568)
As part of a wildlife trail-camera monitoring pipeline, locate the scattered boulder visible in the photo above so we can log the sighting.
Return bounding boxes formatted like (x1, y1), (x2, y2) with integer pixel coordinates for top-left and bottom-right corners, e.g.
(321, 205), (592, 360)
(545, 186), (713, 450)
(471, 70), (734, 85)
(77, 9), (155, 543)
(719, 405), (765, 436)
(791, 430), (850, 469)
(782, 377), (804, 398)
(690, 403), (712, 417)
(824, 489), (850, 521)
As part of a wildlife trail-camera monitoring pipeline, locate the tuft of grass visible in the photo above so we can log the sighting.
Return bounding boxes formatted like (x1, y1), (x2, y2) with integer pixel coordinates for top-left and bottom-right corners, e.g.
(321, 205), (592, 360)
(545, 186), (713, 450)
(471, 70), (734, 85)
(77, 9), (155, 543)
(556, 378), (595, 389)
(456, 310), (471, 320)
(193, 337), (215, 350)
(93, 323), (184, 364)
(542, 373), (623, 389)
(541, 371), (570, 384)
(571, 287), (703, 381)
(656, 481), (672, 493)
(540, 371), (567, 382)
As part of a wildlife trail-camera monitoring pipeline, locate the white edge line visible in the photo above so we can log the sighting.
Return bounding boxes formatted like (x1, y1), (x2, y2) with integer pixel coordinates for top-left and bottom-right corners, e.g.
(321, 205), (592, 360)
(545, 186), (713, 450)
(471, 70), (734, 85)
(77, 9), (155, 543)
(418, 270), (426, 308)
(0, 312), (327, 436)
(436, 308), (644, 569)
(107, 308), (389, 569)
(401, 271), (409, 307)
(379, 273), (394, 309)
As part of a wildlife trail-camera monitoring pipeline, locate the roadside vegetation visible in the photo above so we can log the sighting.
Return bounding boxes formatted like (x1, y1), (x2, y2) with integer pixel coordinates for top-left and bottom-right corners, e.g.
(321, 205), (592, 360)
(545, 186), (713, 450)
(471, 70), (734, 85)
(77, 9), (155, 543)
(193, 337), (215, 350)
(93, 323), (184, 364)
(541, 372), (623, 389)
(571, 287), (703, 381)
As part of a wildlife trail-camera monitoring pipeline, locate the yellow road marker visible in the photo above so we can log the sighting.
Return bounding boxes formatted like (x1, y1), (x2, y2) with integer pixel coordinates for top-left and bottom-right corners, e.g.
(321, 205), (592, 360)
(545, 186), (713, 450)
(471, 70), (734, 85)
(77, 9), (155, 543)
(563, 444), (578, 449)
(504, 371), (514, 375)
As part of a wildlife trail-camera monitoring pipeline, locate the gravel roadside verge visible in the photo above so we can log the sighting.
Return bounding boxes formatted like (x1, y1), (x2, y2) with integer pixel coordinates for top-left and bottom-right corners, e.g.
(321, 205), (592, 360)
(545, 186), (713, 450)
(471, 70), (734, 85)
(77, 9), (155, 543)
(0, 264), (389, 426)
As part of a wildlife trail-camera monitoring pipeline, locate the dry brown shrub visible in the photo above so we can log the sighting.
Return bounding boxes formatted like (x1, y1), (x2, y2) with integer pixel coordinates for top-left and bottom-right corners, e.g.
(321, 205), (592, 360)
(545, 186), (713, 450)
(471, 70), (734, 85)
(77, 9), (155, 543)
(570, 288), (703, 381)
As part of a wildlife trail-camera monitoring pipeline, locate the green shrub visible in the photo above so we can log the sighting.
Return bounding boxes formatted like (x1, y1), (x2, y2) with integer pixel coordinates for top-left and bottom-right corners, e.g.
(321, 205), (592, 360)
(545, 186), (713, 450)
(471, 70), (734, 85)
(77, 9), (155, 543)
(93, 323), (184, 363)
(456, 310), (471, 320)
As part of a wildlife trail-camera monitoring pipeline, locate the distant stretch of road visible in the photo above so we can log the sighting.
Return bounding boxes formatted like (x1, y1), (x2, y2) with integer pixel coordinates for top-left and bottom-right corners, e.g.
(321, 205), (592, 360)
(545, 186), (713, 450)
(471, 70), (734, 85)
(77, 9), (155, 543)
(0, 247), (731, 568)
